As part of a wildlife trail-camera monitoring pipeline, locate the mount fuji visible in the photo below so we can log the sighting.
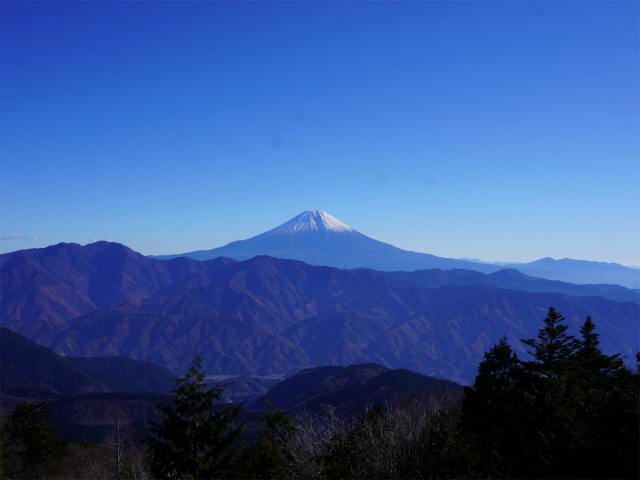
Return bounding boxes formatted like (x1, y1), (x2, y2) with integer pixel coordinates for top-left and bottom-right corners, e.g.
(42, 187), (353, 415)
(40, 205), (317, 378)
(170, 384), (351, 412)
(152, 211), (640, 288)
(152, 210), (502, 274)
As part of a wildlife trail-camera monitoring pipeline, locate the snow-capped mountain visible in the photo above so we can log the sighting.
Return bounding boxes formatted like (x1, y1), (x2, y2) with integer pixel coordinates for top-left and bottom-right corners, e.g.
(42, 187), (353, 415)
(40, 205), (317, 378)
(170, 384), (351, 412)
(152, 210), (502, 273)
(151, 210), (640, 288)
(264, 210), (356, 235)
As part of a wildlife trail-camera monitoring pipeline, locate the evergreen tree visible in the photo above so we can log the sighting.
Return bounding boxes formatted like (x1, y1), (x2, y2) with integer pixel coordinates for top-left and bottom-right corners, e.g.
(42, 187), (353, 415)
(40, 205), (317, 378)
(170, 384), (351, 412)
(515, 308), (582, 477)
(2, 400), (65, 478)
(462, 308), (639, 479)
(238, 400), (296, 479)
(145, 353), (244, 479)
(573, 316), (624, 382)
(461, 337), (523, 477)
(521, 307), (576, 378)
(570, 317), (639, 478)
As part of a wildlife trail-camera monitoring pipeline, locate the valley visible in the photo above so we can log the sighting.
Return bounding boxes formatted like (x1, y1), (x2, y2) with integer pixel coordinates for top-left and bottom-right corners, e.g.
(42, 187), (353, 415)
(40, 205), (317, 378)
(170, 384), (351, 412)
(1, 213), (638, 479)
(2, 240), (638, 385)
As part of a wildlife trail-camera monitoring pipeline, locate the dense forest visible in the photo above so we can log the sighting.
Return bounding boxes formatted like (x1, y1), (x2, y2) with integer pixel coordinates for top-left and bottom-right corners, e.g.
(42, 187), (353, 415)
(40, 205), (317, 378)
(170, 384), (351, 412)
(1, 308), (638, 479)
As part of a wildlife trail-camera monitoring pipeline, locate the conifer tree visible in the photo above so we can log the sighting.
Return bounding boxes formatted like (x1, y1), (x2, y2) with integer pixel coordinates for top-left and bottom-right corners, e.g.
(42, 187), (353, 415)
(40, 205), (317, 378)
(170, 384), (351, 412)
(237, 400), (296, 479)
(521, 307), (576, 377)
(461, 337), (522, 477)
(573, 316), (624, 381)
(570, 317), (639, 478)
(3, 401), (65, 478)
(516, 309), (585, 477)
(145, 353), (244, 479)
(462, 308), (639, 479)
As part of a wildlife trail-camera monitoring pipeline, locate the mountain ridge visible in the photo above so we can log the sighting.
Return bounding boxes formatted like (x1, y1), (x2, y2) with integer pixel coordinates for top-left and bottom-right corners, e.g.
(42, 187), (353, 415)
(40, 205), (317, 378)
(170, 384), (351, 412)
(253, 363), (463, 414)
(150, 211), (640, 288)
(2, 244), (637, 384)
(150, 211), (503, 274)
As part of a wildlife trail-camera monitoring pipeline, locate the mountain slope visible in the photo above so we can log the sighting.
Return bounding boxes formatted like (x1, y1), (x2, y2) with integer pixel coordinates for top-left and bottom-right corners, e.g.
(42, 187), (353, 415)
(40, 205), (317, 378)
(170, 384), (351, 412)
(253, 363), (462, 414)
(0, 241), (234, 337)
(0, 327), (174, 396)
(150, 210), (639, 287)
(152, 210), (502, 274)
(386, 268), (639, 303)
(13, 256), (635, 384)
(511, 257), (640, 289)
(3, 245), (638, 384)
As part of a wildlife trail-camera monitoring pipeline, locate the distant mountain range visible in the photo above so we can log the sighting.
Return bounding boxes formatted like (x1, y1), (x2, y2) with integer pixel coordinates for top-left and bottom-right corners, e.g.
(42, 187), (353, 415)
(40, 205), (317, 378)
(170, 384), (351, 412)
(151, 210), (501, 274)
(2, 241), (637, 384)
(151, 210), (640, 289)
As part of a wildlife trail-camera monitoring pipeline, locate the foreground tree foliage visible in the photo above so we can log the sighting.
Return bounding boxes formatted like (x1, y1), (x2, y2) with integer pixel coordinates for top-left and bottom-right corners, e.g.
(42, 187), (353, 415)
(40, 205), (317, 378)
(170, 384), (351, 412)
(0, 400), (66, 479)
(144, 353), (245, 479)
(1, 309), (636, 479)
(462, 308), (639, 479)
(235, 400), (297, 479)
(0, 401), (149, 480)
(280, 394), (470, 479)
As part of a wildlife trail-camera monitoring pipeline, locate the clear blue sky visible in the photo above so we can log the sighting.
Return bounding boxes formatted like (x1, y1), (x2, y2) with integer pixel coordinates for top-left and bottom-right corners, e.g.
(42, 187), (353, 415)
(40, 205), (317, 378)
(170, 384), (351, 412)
(2, 1), (638, 266)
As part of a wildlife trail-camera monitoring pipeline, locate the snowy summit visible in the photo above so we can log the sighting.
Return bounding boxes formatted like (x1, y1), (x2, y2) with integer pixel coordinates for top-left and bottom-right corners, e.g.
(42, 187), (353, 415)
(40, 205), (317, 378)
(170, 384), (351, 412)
(266, 210), (356, 235)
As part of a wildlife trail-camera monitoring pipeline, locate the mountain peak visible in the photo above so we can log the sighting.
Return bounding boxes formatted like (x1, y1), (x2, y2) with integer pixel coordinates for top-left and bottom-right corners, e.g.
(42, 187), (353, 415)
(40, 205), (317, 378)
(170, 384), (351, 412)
(268, 210), (356, 235)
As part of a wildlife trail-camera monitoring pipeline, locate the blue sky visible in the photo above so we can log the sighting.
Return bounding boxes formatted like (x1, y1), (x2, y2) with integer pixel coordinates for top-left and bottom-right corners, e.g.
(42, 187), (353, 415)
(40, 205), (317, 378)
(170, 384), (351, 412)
(2, 0), (638, 266)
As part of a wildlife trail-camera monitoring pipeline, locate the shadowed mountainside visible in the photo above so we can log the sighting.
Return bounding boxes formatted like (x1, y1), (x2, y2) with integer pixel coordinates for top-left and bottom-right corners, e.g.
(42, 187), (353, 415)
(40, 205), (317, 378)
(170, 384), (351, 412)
(0, 327), (174, 398)
(2, 243), (637, 384)
(0, 241), (235, 341)
(253, 363), (463, 414)
(1, 330), (462, 446)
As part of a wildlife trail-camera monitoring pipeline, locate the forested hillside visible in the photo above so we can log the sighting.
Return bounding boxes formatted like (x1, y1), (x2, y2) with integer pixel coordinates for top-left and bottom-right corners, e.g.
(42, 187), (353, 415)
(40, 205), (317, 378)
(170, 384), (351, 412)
(3, 243), (638, 385)
(2, 309), (637, 479)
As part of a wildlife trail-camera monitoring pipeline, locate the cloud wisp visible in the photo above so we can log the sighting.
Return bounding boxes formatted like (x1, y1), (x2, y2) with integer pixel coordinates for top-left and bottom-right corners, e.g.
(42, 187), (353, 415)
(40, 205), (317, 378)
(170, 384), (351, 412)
(1, 233), (38, 242)
(0, 233), (27, 241)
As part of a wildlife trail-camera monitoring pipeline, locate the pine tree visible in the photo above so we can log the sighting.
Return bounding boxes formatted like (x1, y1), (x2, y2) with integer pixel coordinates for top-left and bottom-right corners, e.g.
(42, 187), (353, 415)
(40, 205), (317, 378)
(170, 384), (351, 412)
(461, 337), (522, 477)
(463, 309), (639, 479)
(521, 307), (576, 378)
(145, 353), (244, 479)
(516, 308), (584, 477)
(3, 401), (65, 478)
(573, 316), (624, 381)
(238, 400), (296, 479)
(570, 317), (639, 478)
